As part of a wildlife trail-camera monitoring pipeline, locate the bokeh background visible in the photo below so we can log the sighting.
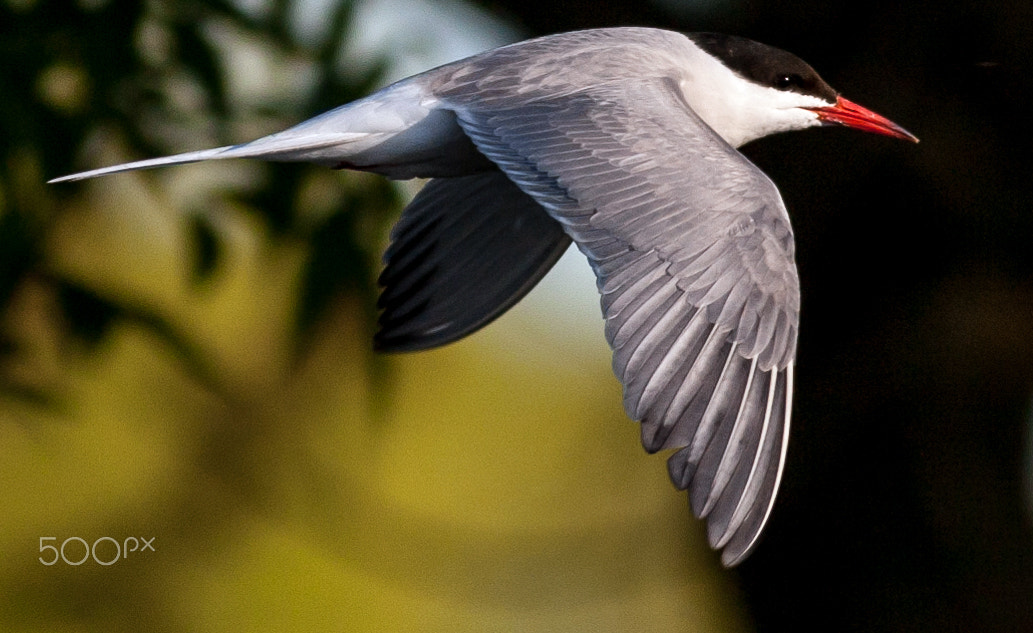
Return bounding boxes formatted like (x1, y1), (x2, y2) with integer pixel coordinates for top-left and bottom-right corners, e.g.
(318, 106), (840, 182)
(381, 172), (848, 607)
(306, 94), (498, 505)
(2, 0), (1033, 631)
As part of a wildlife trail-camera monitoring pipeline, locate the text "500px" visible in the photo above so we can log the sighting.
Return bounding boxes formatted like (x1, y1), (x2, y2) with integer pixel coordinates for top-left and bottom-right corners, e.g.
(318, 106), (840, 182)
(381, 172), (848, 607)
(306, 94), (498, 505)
(39, 536), (156, 566)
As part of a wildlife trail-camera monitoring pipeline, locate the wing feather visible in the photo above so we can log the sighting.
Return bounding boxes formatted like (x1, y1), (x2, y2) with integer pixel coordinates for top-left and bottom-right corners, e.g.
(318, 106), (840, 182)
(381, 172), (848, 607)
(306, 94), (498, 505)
(376, 171), (571, 351)
(439, 76), (799, 564)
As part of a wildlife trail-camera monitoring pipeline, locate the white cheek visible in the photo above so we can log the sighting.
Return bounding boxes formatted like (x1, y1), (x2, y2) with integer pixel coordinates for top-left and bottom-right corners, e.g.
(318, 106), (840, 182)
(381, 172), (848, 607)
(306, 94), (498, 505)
(736, 90), (828, 145)
(777, 107), (824, 133)
(674, 48), (833, 147)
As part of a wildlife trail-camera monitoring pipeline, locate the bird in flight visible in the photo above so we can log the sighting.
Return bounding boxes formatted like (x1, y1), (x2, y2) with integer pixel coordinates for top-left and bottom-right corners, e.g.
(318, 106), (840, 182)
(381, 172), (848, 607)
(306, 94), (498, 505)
(50, 27), (918, 566)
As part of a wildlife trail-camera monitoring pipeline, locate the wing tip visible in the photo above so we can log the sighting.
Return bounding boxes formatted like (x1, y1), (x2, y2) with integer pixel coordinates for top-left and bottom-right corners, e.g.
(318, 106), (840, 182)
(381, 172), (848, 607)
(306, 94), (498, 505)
(717, 363), (794, 566)
(662, 362), (793, 567)
(719, 537), (761, 568)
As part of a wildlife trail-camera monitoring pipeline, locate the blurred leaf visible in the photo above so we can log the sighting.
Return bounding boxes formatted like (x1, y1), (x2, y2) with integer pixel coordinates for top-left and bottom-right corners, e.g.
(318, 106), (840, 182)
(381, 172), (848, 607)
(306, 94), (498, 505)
(187, 212), (223, 286)
(56, 282), (122, 346)
(56, 280), (222, 393)
(0, 379), (61, 408)
(170, 16), (230, 120)
(0, 204), (39, 310)
(295, 198), (376, 355)
(0, 332), (14, 357)
(240, 163), (307, 236)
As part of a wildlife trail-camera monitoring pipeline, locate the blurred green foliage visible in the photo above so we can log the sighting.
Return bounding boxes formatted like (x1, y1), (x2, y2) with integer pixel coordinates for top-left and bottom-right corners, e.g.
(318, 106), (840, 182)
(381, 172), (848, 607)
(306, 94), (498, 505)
(0, 0), (400, 405)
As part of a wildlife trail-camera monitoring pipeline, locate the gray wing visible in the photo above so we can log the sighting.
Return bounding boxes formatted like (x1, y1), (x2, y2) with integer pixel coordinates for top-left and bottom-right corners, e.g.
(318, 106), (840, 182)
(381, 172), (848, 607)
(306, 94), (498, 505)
(377, 171), (571, 351)
(444, 78), (800, 566)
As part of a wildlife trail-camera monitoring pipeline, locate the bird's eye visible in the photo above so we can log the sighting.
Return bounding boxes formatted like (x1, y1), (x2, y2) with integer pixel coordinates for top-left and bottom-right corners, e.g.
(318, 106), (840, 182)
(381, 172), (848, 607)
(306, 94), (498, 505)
(775, 74), (803, 90)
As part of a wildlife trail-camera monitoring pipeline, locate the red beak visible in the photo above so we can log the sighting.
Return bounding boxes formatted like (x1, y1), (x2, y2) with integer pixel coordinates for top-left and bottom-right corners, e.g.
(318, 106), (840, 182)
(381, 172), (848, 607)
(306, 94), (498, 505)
(808, 96), (919, 143)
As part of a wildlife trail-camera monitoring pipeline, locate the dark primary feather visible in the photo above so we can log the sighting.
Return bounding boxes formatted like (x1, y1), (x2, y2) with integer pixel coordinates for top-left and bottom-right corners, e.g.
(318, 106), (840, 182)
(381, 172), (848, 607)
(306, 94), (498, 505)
(433, 76), (799, 565)
(376, 171), (570, 351)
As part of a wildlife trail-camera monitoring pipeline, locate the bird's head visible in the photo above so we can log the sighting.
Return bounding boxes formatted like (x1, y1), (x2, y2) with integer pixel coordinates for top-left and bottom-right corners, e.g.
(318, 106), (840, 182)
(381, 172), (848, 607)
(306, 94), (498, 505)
(681, 33), (918, 148)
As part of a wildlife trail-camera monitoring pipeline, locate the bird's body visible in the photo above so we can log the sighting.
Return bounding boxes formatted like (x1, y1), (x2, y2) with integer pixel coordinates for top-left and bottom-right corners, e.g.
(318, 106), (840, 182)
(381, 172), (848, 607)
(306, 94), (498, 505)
(50, 27), (917, 566)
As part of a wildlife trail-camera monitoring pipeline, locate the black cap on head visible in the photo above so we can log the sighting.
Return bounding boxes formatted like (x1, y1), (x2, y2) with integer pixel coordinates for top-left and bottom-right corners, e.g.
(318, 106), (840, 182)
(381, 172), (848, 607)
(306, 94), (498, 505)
(687, 33), (838, 103)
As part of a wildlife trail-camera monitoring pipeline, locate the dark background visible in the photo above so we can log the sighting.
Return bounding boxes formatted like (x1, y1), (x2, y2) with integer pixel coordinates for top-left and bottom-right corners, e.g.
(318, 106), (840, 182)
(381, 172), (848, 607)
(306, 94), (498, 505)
(3, 0), (1033, 631)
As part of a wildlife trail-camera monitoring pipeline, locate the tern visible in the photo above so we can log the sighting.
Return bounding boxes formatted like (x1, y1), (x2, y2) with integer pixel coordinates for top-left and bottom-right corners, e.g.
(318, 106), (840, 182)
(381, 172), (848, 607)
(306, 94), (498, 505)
(50, 27), (918, 566)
